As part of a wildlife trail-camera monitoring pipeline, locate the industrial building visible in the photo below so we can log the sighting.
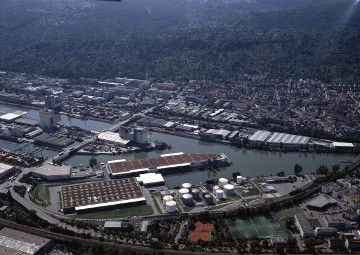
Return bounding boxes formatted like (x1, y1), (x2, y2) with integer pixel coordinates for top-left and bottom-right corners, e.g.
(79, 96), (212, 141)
(266, 132), (310, 148)
(0, 227), (52, 255)
(0, 163), (16, 180)
(39, 108), (56, 129)
(136, 173), (165, 187)
(97, 131), (131, 147)
(248, 130), (271, 144)
(32, 164), (71, 181)
(61, 178), (146, 214)
(0, 111), (27, 122)
(33, 133), (74, 149)
(107, 152), (229, 177)
(306, 194), (337, 211)
(294, 214), (315, 238)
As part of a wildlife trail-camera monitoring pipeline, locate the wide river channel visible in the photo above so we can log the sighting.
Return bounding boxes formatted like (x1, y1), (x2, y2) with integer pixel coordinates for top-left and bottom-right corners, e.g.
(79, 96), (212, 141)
(0, 103), (356, 187)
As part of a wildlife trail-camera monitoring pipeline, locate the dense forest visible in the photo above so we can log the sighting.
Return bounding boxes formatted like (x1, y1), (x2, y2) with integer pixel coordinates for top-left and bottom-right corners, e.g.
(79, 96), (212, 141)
(0, 0), (359, 83)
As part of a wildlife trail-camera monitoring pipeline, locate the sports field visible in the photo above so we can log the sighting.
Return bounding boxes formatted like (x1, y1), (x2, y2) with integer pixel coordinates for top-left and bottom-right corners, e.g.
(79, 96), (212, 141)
(227, 215), (285, 238)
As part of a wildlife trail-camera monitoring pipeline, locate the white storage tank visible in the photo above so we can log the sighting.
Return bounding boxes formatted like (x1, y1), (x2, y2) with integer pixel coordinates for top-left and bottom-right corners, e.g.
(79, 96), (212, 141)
(166, 200), (177, 213)
(218, 178), (228, 188)
(182, 194), (193, 205)
(224, 184), (235, 196)
(178, 188), (189, 198)
(236, 176), (243, 184)
(182, 183), (192, 189)
(216, 190), (224, 199)
(205, 194), (213, 204)
(191, 188), (200, 199)
(213, 185), (220, 194)
(160, 190), (170, 198)
(162, 195), (174, 205)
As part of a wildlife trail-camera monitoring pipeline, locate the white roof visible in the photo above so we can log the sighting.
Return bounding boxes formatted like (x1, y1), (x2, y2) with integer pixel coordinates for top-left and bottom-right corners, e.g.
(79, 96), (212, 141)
(0, 111), (27, 121)
(332, 142), (354, 148)
(32, 164), (70, 176)
(161, 152), (184, 157)
(136, 173), (165, 185)
(75, 197), (146, 211)
(98, 131), (131, 145)
(107, 159), (126, 164)
(249, 130), (271, 142)
(0, 163), (14, 174)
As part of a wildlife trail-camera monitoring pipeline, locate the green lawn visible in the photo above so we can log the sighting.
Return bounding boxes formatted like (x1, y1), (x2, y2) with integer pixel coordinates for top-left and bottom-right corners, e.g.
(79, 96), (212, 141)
(273, 207), (303, 220)
(76, 205), (154, 219)
(31, 184), (50, 205)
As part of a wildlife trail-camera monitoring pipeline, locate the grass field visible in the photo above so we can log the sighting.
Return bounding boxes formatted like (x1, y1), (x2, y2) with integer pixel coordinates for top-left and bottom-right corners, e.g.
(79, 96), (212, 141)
(31, 184), (50, 205)
(273, 207), (302, 220)
(76, 205), (154, 219)
(239, 186), (260, 197)
(227, 215), (285, 238)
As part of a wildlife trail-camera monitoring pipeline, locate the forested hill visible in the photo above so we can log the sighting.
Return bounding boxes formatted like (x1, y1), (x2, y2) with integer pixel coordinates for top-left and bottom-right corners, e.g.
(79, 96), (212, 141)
(0, 0), (359, 83)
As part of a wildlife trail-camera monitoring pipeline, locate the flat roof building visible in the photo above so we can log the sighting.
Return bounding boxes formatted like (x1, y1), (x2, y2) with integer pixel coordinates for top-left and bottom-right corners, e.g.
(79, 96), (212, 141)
(61, 178), (146, 214)
(98, 131), (131, 147)
(32, 164), (71, 181)
(248, 130), (271, 144)
(107, 152), (228, 177)
(0, 163), (15, 180)
(267, 132), (310, 148)
(307, 194), (337, 211)
(136, 173), (165, 187)
(0, 227), (52, 255)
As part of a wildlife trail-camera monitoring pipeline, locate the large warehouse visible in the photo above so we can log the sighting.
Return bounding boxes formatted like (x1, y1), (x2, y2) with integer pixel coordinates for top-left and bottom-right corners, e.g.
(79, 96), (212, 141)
(248, 130), (271, 145)
(0, 227), (52, 255)
(267, 132), (310, 148)
(107, 152), (229, 177)
(0, 163), (15, 180)
(61, 178), (146, 214)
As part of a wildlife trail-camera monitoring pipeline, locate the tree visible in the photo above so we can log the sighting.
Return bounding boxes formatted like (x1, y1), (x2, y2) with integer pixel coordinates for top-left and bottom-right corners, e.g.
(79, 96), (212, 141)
(89, 157), (97, 167)
(294, 163), (303, 175)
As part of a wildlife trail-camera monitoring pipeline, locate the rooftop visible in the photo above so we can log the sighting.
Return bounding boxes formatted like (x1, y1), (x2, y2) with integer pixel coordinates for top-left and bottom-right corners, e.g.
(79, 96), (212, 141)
(307, 194), (337, 209)
(136, 173), (165, 186)
(32, 164), (71, 177)
(248, 130), (271, 142)
(0, 227), (51, 255)
(0, 163), (14, 174)
(61, 178), (145, 211)
(107, 153), (224, 175)
(98, 131), (131, 145)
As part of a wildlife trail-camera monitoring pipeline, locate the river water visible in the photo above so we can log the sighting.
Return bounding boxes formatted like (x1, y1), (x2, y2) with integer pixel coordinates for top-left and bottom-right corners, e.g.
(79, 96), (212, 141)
(0, 103), (356, 187)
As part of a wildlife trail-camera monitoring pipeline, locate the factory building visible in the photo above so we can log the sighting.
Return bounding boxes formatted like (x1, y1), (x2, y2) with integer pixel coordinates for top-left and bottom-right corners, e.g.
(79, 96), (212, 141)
(0, 227), (53, 255)
(39, 108), (56, 129)
(32, 164), (71, 181)
(248, 130), (271, 145)
(266, 132), (310, 148)
(107, 152), (229, 178)
(0, 163), (16, 180)
(136, 173), (165, 187)
(61, 178), (146, 214)
(44, 95), (61, 111)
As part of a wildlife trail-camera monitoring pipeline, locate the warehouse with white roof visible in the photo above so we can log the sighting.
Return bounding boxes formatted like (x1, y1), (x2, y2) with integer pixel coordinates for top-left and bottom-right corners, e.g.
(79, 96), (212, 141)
(248, 130), (271, 144)
(267, 132), (310, 148)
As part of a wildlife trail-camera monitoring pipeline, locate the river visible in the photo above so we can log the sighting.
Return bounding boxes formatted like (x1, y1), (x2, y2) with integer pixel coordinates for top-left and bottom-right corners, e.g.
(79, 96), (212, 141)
(0, 103), (356, 187)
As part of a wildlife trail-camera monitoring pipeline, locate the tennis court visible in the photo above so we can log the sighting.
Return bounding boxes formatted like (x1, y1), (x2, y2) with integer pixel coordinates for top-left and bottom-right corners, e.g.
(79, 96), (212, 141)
(227, 215), (285, 238)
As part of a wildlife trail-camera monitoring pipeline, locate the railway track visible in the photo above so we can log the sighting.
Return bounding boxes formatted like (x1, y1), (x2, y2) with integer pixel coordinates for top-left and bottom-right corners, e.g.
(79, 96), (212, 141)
(0, 218), (234, 255)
